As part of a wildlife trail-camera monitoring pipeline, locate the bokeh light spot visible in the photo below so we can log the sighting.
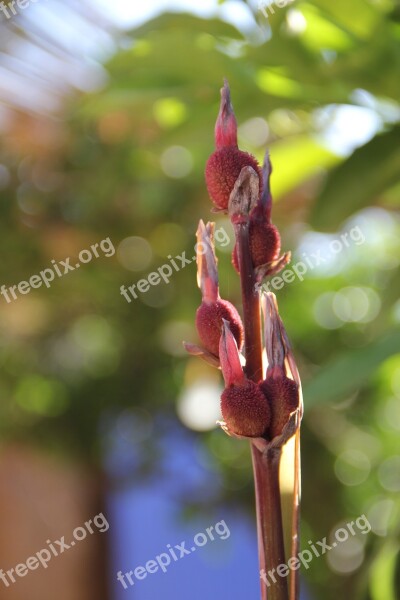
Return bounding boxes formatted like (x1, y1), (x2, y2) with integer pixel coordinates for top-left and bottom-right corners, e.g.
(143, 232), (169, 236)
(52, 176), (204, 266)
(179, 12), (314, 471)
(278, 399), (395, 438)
(140, 281), (175, 308)
(149, 222), (187, 257)
(334, 450), (370, 486)
(177, 380), (222, 431)
(327, 536), (364, 574)
(70, 315), (121, 377)
(333, 287), (381, 323)
(159, 321), (196, 357)
(384, 396), (400, 431)
(367, 499), (395, 536)
(378, 456), (400, 492)
(15, 375), (69, 417)
(239, 117), (269, 147)
(286, 9), (307, 35)
(153, 97), (187, 129)
(117, 236), (152, 271)
(313, 292), (343, 329)
(161, 146), (193, 178)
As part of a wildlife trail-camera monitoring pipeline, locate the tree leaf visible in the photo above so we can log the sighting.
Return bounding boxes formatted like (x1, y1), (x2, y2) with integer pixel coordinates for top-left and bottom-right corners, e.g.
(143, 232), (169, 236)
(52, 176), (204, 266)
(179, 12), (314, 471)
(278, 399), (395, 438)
(303, 329), (400, 406)
(310, 125), (400, 230)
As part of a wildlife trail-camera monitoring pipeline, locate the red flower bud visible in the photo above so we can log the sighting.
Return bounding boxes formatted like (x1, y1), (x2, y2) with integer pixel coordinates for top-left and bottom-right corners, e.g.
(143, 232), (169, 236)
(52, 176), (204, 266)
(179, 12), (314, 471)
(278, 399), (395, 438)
(196, 299), (243, 357)
(221, 381), (271, 438)
(232, 220), (281, 272)
(218, 320), (270, 438)
(206, 148), (262, 211)
(194, 221), (243, 357)
(261, 293), (301, 440)
(260, 368), (299, 439)
(205, 81), (262, 211)
(231, 151), (290, 277)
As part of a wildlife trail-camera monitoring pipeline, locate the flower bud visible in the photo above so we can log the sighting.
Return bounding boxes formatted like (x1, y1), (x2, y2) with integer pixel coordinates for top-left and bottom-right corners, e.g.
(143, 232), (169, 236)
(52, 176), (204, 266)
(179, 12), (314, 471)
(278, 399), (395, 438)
(260, 368), (299, 439)
(232, 220), (281, 272)
(206, 148), (262, 211)
(205, 81), (262, 211)
(218, 320), (270, 438)
(194, 220), (243, 357)
(261, 292), (302, 441)
(196, 299), (243, 357)
(232, 151), (284, 272)
(221, 381), (271, 438)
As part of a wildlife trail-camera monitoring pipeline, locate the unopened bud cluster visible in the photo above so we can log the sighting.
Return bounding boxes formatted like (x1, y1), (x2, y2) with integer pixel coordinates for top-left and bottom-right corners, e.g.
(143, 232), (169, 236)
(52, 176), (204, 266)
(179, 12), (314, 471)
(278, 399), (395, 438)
(185, 81), (300, 443)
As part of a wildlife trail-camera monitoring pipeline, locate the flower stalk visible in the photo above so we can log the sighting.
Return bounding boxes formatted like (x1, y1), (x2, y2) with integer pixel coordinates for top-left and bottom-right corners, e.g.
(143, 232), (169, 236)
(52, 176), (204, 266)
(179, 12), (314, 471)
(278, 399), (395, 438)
(184, 80), (302, 600)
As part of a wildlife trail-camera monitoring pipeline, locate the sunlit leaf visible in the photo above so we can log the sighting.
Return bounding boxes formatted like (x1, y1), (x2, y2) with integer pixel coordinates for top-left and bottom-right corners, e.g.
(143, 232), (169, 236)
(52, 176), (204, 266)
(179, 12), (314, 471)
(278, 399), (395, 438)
(310, 125), (400, 230)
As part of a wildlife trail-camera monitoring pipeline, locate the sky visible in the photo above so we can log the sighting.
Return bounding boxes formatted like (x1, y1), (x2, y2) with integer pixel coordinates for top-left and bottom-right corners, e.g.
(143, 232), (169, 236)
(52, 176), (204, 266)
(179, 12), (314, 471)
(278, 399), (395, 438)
(95, 0), (256, 30)
(0, 0), (384, 155)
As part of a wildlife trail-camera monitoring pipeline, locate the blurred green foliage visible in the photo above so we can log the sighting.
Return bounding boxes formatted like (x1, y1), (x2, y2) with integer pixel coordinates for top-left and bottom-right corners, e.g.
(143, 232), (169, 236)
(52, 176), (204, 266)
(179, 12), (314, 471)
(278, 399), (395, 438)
(0, 1), (399, 598)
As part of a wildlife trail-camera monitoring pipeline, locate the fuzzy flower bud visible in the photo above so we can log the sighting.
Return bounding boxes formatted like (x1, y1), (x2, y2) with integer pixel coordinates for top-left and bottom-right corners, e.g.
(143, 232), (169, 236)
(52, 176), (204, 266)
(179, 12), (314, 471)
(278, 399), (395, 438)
(219, 321), (270, 437)
(195, 221), (243, 357)
(260, 367), (299, 440)
(205, 80), (262, 211)
(232, 151), (283, 273)
(260, 293), (300, 440)
(232, 221), (281, 272)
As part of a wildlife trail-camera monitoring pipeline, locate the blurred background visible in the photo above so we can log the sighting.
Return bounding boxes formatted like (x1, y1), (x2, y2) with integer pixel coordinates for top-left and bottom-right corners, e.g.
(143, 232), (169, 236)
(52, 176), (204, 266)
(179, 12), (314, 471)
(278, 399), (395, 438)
(0, 0), (399, 599)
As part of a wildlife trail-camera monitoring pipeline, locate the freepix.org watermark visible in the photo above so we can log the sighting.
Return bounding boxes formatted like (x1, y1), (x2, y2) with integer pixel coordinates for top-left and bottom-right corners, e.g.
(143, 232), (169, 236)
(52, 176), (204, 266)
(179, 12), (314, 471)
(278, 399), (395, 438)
(120, 226), (230, 303)
(259, 0), (293, 20)
(0, 237), (115, 303)
(260, 514), (371, 588)
(117, 519), (231, 590)
(256, 226), (365, 294)
(0, 512), (109, 588)
(0, 0), (45, 20)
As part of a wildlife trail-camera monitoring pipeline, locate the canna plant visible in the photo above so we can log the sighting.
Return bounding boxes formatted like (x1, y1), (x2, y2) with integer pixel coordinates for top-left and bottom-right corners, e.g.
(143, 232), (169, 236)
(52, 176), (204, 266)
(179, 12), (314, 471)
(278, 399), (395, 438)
(184, 81), (303, 600)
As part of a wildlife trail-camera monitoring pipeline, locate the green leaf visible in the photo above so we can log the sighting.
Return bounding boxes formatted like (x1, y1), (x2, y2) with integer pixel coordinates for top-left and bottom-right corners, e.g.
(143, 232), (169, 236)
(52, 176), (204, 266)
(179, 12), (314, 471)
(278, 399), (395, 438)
(369, 541), (400, 600)
(265, 135), (340, 199)
(310, 125), (400, 230)
(303, 329), (400, 406)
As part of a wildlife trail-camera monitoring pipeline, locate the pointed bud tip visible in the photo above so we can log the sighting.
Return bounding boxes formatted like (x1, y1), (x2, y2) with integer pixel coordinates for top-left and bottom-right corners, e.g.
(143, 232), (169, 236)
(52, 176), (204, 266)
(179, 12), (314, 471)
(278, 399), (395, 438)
(196, 220), (219, 303)
(260, 150), (273, 218)
(215, 80), (238, 150)
(219, 318), (244, 387)
(262, 150), (272, 175)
